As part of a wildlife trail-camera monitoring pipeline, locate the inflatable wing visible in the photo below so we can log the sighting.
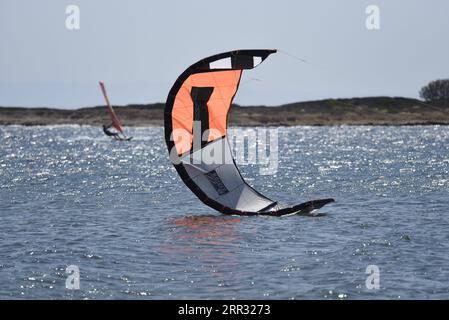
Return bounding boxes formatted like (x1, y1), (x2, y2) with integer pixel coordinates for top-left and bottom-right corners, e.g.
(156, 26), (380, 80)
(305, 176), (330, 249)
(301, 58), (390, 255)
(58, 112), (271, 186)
(164, 49), (334, 216)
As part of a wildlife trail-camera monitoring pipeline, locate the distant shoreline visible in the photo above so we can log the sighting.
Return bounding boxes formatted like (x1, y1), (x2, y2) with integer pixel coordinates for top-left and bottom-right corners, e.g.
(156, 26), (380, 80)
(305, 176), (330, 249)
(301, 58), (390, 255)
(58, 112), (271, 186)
(1, 97), (448, 126)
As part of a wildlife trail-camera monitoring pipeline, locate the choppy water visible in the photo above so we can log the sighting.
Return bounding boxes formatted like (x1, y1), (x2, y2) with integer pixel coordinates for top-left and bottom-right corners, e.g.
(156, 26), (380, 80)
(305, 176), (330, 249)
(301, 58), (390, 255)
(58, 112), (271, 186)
(1, 125), (449, 299)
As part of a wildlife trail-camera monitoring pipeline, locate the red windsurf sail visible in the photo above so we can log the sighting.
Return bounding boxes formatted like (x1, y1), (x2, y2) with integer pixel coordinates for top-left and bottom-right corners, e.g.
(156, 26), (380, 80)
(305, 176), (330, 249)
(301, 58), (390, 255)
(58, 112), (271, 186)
(99, 81), (124, 133)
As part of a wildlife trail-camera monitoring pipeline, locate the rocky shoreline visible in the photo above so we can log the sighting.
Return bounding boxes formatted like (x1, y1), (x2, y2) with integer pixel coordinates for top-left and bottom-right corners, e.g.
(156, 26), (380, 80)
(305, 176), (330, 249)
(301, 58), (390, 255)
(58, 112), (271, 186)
(1, 97), (448, 126)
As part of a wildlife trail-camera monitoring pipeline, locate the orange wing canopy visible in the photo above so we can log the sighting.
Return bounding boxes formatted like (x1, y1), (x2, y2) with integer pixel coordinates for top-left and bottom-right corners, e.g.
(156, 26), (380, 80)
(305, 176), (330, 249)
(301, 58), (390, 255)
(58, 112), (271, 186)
(171, 70), (241, 155)
(166, 50), (276, 156)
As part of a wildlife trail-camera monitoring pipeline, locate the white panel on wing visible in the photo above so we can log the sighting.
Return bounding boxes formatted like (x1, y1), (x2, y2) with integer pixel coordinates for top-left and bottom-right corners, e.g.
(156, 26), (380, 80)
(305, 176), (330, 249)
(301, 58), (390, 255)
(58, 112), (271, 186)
(253, 56), (262, 67)
(209, 57), (232, 69)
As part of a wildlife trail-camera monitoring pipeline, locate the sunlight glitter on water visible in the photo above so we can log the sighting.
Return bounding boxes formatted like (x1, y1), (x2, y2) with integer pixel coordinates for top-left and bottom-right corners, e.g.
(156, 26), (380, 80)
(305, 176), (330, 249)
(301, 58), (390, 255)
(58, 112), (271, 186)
(1, 125), (449, 299)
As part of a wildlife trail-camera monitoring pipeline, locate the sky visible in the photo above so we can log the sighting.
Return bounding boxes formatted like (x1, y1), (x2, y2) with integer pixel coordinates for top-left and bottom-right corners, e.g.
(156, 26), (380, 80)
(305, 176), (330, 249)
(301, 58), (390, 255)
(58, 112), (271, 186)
(0, 0), (448, 108)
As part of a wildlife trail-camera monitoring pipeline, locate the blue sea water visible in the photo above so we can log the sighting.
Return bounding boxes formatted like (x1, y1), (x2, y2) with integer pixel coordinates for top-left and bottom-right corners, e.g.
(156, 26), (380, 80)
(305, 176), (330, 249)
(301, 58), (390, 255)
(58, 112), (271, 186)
(0, 125), (449, 299)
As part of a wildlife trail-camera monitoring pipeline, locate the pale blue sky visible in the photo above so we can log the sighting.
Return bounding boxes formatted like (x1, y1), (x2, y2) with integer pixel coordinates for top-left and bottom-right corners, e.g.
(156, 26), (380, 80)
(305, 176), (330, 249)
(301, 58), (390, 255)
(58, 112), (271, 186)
(1, 0), (448, 108)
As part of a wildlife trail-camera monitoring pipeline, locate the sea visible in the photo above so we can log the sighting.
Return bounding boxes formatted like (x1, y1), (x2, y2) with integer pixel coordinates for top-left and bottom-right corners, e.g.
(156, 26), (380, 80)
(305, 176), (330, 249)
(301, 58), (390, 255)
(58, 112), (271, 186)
(1, 125), (448, 299)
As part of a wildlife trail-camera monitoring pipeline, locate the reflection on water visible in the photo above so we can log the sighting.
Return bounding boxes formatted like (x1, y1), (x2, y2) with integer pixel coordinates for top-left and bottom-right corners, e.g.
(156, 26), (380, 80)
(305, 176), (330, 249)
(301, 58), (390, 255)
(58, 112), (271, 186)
(158, 215), (242, 267)
(173, 215), (241, 239)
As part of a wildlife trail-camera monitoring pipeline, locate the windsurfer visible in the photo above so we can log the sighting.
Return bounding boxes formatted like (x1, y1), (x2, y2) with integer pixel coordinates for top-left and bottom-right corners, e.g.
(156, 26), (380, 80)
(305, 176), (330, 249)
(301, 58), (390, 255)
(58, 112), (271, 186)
(103, 123), (119, 139)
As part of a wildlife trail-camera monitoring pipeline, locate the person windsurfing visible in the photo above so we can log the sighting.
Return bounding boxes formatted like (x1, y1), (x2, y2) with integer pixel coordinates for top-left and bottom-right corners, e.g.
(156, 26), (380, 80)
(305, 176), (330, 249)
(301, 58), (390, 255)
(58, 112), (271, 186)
(102, 123), (120, 139)
(99, 81), (133, 141)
